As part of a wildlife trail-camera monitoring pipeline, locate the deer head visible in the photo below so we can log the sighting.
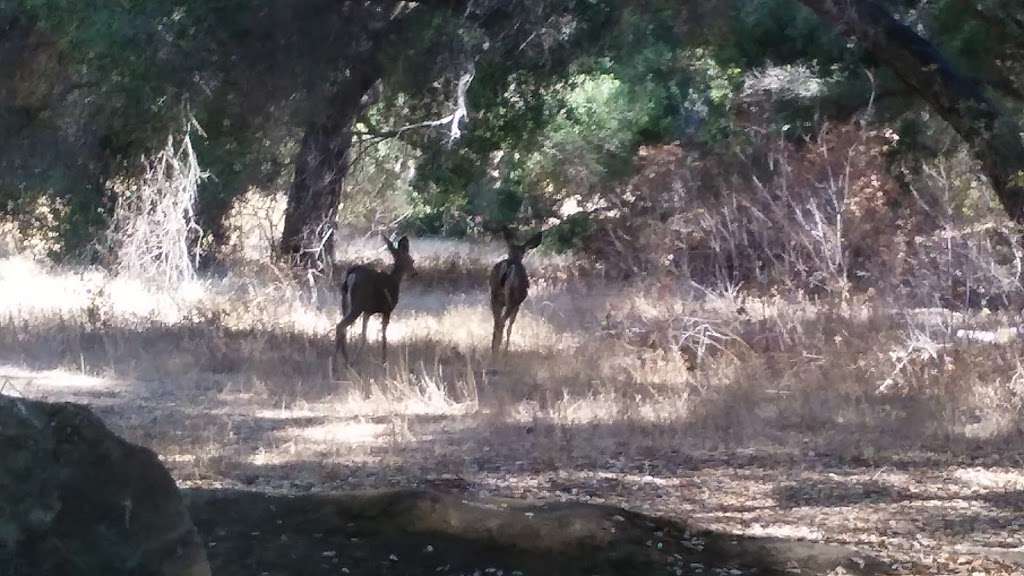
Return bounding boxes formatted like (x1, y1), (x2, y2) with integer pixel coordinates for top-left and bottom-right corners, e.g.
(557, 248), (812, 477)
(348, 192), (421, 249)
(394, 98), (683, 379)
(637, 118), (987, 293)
(383, 234), (417, 278)
(502, 228), (543, 263)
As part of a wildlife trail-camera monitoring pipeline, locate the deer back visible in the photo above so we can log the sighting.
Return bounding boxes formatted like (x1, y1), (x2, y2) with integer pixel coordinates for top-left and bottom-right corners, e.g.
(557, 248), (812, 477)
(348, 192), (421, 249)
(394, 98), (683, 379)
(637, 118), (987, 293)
(490, 259), (529, 309)
(489, 228), (542, 309)
(342, 234), (415, 316)
(343, 266), (400, 315)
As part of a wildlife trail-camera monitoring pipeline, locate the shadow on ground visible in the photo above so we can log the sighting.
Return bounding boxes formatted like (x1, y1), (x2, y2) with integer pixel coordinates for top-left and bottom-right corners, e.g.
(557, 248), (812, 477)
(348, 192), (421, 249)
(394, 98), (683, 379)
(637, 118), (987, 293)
(186, 488), (888, 576)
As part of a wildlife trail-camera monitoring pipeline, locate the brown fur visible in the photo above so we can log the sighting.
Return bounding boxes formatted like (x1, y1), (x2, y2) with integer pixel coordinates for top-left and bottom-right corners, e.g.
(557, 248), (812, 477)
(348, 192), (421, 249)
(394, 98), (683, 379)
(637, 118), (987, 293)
(334, 235), (416, 366)
(490, 229), (542, 356)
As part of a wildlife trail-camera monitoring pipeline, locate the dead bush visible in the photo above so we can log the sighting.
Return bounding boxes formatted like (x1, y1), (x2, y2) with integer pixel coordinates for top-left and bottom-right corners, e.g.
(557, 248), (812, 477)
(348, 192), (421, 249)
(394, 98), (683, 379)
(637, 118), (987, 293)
(586, 122), (907, 295)
(109, 115), (206, 283)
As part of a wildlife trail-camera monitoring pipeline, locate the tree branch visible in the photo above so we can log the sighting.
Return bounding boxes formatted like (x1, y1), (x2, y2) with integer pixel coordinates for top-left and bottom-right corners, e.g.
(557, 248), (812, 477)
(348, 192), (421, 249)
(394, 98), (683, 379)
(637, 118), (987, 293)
(353, 66), (475, 145)
(797, 0), (1024, 223)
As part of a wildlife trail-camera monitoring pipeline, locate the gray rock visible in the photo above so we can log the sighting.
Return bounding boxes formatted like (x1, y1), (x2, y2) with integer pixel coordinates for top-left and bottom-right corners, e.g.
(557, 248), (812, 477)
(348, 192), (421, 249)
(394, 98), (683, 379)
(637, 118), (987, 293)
(0, 395), (210, 576)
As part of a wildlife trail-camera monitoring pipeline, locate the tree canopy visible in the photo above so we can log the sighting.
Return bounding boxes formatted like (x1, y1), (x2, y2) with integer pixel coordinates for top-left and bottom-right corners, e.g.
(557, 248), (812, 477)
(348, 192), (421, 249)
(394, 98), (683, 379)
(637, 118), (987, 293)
(2, 0), (1023, 274)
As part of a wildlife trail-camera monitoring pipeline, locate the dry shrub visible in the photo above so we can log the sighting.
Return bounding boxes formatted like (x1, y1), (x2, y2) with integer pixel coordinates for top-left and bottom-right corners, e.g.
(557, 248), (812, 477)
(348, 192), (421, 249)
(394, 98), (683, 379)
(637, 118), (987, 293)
(109, 117), (206, 283)
(587, 122), (907, 296)
(220, 189), (288, 263)
(0, 197), (63, 259)
(901, 221), (1023, 309)
(581, 143), (696, 279)
(586, 106), (1021, 313)
(887, 145), (1023, 309)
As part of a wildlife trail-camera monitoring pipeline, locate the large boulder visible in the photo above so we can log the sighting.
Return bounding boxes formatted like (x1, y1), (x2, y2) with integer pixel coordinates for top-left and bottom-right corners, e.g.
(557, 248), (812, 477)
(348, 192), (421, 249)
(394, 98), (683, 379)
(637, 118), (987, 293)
(0, 395), (210, 576)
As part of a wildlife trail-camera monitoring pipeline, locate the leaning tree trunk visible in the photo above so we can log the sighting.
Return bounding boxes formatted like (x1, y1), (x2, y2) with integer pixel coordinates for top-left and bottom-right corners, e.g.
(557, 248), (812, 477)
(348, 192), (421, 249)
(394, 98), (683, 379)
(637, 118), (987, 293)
(280, 67), (381, 270)
(797, 0), (1024, 223)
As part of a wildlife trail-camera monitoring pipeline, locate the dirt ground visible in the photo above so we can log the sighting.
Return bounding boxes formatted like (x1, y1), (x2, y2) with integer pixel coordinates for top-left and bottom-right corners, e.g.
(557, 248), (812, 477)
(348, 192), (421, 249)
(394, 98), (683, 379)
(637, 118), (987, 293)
(3, 253), (1024, 575)
(187, 487), (883, 575)
(5, 363), (1023, 576)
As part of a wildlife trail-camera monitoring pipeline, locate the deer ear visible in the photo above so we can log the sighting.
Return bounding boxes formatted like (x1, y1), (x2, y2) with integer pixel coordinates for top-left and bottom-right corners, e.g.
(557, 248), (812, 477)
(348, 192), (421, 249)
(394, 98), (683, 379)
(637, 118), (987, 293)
(382, 234), (397, 252)
(523, 232), (543, 250)
(396, 235), (410, 252)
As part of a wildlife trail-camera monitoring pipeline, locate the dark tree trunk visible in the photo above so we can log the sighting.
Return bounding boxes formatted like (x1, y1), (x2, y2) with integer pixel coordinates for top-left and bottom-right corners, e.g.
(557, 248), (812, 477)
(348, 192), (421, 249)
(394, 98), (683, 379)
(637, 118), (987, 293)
(797, 0), (1024, 223)
(277, 1), (483, 270)
(280, 66), (381, 270)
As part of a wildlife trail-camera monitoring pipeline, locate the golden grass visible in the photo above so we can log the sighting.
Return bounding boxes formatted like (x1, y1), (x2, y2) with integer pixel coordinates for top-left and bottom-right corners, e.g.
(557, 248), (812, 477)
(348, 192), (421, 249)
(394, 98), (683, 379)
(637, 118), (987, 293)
(3, 244), (1022, 462)
(5, 247), (1024, 572)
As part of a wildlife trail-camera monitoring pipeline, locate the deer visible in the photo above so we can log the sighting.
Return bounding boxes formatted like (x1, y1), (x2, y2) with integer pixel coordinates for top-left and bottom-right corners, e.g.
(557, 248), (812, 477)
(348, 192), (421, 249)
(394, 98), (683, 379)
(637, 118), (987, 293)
(334, 235), (417, 367)
(489, 227), (543, 357)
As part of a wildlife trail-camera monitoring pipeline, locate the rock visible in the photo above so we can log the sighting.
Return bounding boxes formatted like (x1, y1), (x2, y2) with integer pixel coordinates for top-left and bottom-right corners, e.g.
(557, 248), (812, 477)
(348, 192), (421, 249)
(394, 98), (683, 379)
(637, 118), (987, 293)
(0, 395), (210, 576)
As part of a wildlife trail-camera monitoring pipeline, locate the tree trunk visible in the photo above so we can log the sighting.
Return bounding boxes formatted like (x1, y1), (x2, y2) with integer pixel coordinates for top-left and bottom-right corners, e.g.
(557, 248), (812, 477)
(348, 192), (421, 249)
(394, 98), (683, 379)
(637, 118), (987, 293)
(280, 67), (381, 270)
(797, 0), (1024, 223)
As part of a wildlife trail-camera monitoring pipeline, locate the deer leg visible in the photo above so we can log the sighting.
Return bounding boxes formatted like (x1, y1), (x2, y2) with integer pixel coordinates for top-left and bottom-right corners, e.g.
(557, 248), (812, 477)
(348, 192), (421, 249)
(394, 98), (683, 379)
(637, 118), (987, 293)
(360, 313), (370, 352)
(380, 312), (391, 364)
(491, 305), (505, 357)
(503, 306), (520, 355)
(335, 310), (360, 366)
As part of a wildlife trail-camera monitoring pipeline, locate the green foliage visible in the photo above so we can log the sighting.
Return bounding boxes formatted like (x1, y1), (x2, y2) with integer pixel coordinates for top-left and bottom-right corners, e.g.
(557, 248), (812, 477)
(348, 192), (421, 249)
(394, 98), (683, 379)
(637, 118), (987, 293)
(21, 0), (199, 150)
(926, 0), (1024, 102)
(729, 0), (847, 68)
(522, 72), (659, 198)
(544, 212), (594, 252)
(6, 0), (1024, 262)
(10, 0), (388, 255)
(406, 66), (676, 239)
(408, 148), (477, 236)
(676, 49), (746, 143)
(7, 0), (203, 256)
(407, 2), (696, 237)
(339, 134), (417, 234)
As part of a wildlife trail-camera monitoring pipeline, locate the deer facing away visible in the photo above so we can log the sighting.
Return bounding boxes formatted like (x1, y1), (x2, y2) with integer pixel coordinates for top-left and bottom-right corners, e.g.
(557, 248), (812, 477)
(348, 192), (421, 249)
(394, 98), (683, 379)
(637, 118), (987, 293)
(335, 235), (417, 366)
(490, 229), (542, 356)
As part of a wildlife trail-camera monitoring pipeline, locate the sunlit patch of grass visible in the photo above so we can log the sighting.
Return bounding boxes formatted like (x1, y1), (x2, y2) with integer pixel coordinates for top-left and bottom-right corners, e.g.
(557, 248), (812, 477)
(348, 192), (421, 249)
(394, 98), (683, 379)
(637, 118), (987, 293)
(6, 245), (1024, 574)
(0, 364), (119, 395)
(951, 467), (1024, 491)
(3, 247), (1024, 471)
(0, 255), (215, 323)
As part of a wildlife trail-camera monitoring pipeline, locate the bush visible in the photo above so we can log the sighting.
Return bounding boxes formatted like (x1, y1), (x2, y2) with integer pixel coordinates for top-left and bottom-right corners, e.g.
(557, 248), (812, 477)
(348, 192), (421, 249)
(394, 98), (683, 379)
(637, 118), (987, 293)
(109, 118), (206, 283)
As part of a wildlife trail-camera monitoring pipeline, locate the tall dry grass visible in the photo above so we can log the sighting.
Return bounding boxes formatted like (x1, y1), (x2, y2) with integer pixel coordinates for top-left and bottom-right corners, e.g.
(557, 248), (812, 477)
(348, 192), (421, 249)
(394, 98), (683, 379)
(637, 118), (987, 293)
(1, 235), (1022, 468)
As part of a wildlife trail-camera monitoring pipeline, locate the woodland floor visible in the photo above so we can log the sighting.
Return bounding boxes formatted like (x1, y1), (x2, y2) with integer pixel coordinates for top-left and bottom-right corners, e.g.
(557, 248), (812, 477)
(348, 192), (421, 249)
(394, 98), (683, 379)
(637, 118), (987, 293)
(3, 250), (1024, 575)
(5, 361), (1024, 575)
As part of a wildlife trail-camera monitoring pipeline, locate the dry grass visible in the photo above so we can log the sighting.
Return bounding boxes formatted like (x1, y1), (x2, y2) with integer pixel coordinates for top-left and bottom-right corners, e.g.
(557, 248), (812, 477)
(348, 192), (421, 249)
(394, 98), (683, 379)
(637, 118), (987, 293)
(3, 245), (1023, 453)
(3, 244), (1024, 573)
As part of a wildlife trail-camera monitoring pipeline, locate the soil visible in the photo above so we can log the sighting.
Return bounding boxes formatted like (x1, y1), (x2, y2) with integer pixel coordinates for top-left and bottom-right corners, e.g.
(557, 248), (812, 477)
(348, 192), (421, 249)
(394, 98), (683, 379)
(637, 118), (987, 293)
(8, 361), (1024, 575)
(187, 488), (884, 576)
(6, 312), (1024, 576)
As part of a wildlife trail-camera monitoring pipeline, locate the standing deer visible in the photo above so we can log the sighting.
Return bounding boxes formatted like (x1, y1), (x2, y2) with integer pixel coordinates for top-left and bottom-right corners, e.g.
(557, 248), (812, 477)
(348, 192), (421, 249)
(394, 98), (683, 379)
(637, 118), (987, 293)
(490, 228), (543, 356)
(334, 235), (417, 366)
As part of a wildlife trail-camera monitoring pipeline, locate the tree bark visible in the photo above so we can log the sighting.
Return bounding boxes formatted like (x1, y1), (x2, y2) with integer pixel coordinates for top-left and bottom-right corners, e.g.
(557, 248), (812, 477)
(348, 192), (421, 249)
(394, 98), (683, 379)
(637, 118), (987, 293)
(278, 1), (435, 270)
(276, 0), (537, 269)
(280, 64), (381, 269)
(797, 0), (1024, 223)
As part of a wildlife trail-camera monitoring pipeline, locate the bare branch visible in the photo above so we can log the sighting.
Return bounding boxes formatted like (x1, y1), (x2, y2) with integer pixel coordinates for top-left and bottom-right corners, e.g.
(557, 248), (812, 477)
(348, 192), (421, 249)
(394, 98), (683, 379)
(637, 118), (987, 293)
(796, 0), (1024, 224)
(353, 65), (476, 146)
